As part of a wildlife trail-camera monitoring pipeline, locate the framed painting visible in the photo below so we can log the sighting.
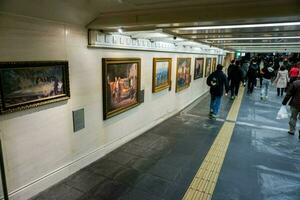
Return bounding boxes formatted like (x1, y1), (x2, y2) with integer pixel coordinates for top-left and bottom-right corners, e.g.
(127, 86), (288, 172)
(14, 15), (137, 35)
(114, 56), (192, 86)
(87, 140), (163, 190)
(205, 58), (212, 77)
(194, 58), (204, 80)
(152, 58), (172, 93)
(102, 58), (141, 120)
(176, 58), (191, 92)
(0, 61), (70, 114)
(212, 57), (217, 72)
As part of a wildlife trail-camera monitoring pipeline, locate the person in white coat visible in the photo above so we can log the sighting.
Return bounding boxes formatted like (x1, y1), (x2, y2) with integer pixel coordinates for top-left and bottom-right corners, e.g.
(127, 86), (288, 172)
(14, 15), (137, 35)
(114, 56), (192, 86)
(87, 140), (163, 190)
(273, 66), (289, 96)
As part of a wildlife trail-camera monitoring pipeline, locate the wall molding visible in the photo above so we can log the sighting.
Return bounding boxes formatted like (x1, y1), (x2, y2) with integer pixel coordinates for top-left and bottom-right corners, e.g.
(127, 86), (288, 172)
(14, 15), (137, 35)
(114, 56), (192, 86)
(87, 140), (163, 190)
(88, 30), (226, 56)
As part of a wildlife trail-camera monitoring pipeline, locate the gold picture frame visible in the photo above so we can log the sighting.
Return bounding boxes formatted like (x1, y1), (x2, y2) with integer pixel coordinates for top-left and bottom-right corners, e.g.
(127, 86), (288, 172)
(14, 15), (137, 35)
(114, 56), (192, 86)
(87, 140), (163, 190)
(152, 58), (172, 93)
(212, 57), (217, 72)
(102, 58), (141, 120)
(0, 61), (70, 114)
(194, 57), (205, 80)
(176, 58), (191, 93)
(205, 57), (212, 77)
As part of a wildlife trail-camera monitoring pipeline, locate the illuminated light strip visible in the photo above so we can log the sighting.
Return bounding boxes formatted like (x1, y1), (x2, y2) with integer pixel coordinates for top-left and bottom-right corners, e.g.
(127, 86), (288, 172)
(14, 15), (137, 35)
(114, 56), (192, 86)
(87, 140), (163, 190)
(183, 87), (245, 200)
(216, 42), (300, 46)
(176, 22), (300, 30)
(230, 46), (300, 48)
(207, 36), (300, 41)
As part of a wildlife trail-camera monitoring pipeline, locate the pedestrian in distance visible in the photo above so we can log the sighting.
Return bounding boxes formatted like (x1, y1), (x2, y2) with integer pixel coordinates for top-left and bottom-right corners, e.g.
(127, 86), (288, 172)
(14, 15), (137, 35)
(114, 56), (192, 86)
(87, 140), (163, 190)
(247, 59), (259, 94)
(206, 64), (229, 119)
(273, 66), (289, 96)
(227, 60), (235, 87)
(282, 78), (300, 139)
(289, 62), (300, 85)
(228, 60), (243, 100)
(260, 64), (275, 100)
(241, 60), (249, 86)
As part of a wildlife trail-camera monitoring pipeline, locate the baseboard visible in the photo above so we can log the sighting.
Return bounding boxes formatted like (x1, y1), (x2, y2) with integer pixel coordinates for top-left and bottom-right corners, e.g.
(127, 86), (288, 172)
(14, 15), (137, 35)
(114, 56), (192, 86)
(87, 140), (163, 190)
(8, 91), (208, 200)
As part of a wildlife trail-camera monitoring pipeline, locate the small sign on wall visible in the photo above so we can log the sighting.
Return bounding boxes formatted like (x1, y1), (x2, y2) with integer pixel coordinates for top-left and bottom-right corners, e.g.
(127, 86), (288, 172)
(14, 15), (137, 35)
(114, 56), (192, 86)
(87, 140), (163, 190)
(72, 108), (85, 133)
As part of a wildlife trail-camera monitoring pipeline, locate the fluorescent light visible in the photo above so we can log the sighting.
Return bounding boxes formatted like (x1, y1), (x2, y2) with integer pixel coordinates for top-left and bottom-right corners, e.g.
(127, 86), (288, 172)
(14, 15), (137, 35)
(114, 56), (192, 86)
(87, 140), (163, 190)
(230, 46), (300, 48)
(207, 36), (300, 41)
(118, 28), (123, 33)
(217, 42), (300, 46)
(177, 22), (300, 30)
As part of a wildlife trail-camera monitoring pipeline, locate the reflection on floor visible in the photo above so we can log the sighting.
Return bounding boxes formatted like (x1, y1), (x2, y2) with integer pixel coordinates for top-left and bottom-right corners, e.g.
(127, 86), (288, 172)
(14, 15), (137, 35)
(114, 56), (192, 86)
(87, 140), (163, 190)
(30, 86), (300, 200)
(212, 87), (300, 200)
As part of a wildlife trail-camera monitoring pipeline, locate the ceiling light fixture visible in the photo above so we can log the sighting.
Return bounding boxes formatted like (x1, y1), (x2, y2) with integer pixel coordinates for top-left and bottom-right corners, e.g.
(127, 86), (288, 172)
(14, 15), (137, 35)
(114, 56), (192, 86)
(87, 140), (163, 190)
(206, 36), (300, 41)
(229, 46), (300, 48)
(216, 42), (300, 46)
(118, 28), (123, 34)
(176, 22), (300, 30)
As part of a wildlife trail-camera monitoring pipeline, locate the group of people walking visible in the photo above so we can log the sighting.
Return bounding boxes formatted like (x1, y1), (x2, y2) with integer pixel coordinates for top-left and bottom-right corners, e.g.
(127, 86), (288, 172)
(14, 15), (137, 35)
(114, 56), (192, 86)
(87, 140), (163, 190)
(206, 55), (300, 139)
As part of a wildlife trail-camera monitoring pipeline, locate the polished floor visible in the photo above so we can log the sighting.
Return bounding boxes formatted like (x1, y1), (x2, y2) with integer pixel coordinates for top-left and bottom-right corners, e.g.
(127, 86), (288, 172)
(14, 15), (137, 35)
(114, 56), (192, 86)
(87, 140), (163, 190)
(31, 86), (300, 200)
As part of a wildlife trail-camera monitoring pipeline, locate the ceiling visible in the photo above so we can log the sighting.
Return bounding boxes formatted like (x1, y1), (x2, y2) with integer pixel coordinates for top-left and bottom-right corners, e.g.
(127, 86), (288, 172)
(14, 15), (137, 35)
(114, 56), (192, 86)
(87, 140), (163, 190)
(0, 0), (300, 52)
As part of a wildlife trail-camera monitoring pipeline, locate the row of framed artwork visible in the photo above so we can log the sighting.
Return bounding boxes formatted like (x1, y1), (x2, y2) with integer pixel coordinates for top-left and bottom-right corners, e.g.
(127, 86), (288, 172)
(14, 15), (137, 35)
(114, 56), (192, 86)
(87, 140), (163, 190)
(0, 57), (217, 119)
(102, 57), (217, 119)
(152, 57), (217, 93)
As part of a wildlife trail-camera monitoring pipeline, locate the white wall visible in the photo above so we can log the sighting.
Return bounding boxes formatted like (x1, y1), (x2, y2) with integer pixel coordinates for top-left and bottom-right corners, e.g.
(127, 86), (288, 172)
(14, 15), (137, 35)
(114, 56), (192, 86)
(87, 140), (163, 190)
(0, 13), (218, 200)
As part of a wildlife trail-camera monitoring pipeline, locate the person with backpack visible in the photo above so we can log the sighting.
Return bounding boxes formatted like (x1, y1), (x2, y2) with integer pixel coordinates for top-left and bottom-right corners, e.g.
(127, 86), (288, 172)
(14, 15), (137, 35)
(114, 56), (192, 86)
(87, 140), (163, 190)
(206, 64), (229, 119)
(228, 60), (244, 100)
(260, 64), (275, 100)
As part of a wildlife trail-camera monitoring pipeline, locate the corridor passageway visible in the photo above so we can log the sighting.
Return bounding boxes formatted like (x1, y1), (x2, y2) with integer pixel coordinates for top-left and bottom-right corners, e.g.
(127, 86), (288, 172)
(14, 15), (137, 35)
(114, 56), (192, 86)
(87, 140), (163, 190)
(30, 86), (300, 200)
(1, 1), (300, 200)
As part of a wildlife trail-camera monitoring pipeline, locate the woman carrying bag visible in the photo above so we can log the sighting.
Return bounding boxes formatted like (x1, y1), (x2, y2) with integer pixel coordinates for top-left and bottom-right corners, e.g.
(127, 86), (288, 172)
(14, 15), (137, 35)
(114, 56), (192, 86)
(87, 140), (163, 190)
(273, 66), (289, 96)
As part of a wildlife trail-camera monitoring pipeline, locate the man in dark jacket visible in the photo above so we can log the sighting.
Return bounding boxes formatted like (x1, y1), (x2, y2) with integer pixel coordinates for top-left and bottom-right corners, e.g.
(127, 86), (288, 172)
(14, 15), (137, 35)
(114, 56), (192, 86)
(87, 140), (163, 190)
(228, 60), (243, 100)
(260, 65), (275, 100)
(282, 79), (300, 139)
(207, 64), (229, 119)
(247, 59), (259, 94)
(227, 60), (235, 76)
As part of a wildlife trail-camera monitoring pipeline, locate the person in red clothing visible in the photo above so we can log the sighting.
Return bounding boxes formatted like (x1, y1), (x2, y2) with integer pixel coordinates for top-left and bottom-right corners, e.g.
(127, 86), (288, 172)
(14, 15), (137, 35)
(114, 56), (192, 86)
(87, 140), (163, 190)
(289, 62), (300, 84)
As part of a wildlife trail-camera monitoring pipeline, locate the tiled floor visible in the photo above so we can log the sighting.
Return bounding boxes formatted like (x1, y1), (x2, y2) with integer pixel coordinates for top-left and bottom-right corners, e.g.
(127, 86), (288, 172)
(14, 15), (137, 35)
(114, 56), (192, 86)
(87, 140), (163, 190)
(212, 87), (300, 200)
(30, 94), (232, 200)
(30, 85), (300, 200)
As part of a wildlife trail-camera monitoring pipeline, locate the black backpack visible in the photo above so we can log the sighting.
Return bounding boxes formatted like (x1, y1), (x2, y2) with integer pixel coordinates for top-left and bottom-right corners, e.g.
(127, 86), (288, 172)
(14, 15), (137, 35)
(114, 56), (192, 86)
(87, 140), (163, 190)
(208, 72), (219, 87)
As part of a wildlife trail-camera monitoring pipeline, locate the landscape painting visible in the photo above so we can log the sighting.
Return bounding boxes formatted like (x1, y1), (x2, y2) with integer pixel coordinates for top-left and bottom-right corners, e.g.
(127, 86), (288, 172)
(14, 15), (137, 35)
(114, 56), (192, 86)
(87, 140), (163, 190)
(176, 58), (191, 92)
(0, 61), (70, 114)
(194, 58), (204, 80)
(212, 57), (217, 72)
(102, 58), (141, 120)
(205, 58), (212, 77)
(152, 58), (172, 93)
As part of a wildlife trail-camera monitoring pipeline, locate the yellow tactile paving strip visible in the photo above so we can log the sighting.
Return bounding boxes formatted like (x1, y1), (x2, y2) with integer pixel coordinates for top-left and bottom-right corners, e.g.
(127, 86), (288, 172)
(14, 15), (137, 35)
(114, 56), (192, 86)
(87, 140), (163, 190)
(183, 87), (245, 200)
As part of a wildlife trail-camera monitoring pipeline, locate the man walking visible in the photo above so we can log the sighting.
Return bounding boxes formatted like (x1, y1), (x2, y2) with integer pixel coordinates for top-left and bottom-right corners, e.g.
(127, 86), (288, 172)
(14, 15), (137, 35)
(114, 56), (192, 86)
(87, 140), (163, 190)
(247, 59), (259, 94)
(260, 64), (275, 100)
(207, 64), (229, 119)
(282, 79), (300, 139)
(228, 60), (244, 100)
